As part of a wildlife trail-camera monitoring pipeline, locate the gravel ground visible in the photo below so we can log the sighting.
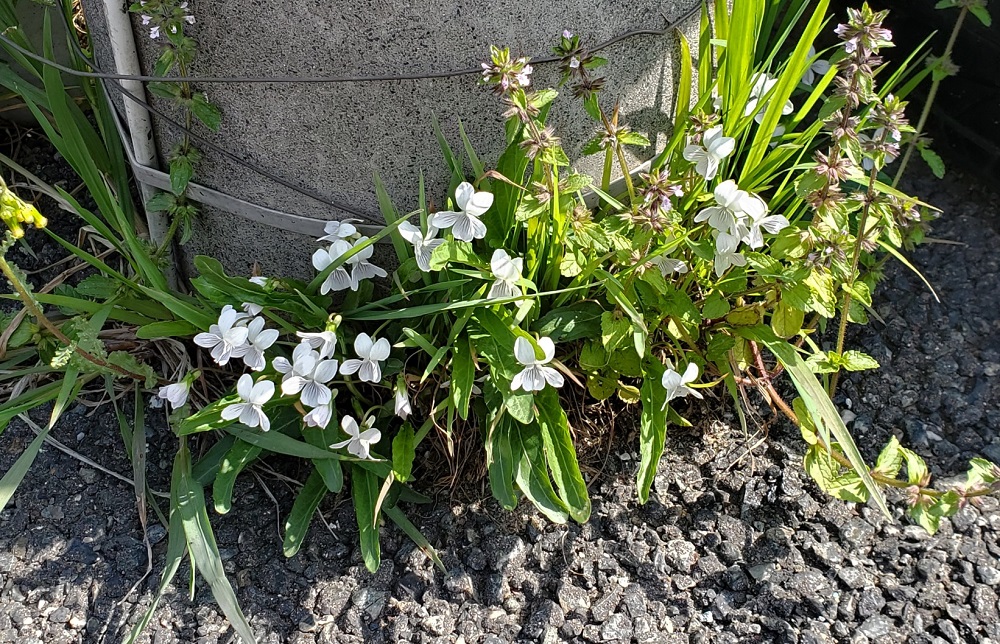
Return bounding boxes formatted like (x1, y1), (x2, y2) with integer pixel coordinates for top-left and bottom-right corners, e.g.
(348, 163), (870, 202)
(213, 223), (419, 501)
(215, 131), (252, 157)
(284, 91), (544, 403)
(1, 148), (999, 643)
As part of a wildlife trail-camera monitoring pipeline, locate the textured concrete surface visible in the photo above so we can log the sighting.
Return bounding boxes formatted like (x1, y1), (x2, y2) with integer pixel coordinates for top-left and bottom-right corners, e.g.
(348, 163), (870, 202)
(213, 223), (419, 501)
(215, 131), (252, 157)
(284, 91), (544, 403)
(83, 0), (701, 278)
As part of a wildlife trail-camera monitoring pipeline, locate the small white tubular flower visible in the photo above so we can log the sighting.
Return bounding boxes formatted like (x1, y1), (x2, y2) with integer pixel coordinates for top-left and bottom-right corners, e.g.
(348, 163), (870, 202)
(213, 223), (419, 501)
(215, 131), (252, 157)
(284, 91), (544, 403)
(241, 317), (279, 372)
(487, 249), (524, 300)
(650, 255), (689, 278)
(429, 182), (493, 242)
(661, 362), (703, 405)
(394, 378), (412, 420)
(193, 305), (250, 366)
(511, 336), (564, 392)
(694, 180), (756, 237)
(569, 57), (580, 69)
(157, 381), (190, 409)
(312, 239), (354, 294)
(398, 221), (444, 272)
(318, 219), (359, 243)
(801, 46), (832, 86)
(744, 73), (794, 124)
(682, 126), (735, 180)
(279, 346), (339, 408)
(713, 231), (747, 277)
(249, 276), (269, 287)
(141, 14), (152, 24)
(149, 25), (160, 39)
(297, 330), (337, 359)
(741, 202), (789, 250)
(345, 237), (388, 290)
(339, 333), (391, 383)
(222, 374), (275, 431)
(330, 415), (382, 460)
(303, 400), (334, 429)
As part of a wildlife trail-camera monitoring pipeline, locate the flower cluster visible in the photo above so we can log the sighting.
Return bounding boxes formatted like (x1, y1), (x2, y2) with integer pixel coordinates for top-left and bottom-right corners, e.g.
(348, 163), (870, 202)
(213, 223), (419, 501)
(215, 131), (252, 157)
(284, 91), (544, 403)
(312, 220), (387, 293)
(695, 180), (789, 275)
(1, 180), (47, 239)
(480, 46), (533, 96)
(134, 0), (195, 40)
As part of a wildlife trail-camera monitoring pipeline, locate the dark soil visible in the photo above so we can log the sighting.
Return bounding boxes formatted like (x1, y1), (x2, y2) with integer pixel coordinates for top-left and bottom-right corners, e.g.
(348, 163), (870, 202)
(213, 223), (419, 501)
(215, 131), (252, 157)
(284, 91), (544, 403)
(1, 128), (999, 644)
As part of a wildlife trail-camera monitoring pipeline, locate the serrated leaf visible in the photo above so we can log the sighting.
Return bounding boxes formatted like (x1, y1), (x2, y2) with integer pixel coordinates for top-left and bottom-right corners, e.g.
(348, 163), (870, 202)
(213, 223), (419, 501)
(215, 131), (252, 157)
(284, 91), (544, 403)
(901, 448), (930, 486)
(970, 5), (992, 26)
(771, 301), (804, 338)
(600, 311), (631, 352)
(873, 436), (903, 478)
(702, 292), (731, 319)
(919, 145), (946, 178)
(840, 350), (879, 371)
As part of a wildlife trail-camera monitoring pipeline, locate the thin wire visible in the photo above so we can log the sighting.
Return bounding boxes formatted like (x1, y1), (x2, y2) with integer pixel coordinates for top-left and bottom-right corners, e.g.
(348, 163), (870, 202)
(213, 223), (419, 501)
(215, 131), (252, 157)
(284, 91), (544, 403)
(0, 7), (700, 226)
(1, 7), (700, 85)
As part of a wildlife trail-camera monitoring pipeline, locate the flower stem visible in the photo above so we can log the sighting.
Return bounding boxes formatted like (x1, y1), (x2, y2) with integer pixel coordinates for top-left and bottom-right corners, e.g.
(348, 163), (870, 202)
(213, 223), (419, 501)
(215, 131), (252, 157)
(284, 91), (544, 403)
(892, 6), (968, 186)
(0, 254), (152, 382)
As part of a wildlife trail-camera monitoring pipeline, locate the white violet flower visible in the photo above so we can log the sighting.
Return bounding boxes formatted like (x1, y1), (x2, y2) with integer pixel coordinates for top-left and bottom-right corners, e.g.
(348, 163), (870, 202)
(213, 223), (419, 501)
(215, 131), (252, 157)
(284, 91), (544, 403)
(682, 126), (735, 180)
(241, 316), (279, 372)
(297, 330), (338, 359)
(331, 415), (382, 460)
(279, 344), (339, 408)
(222, 374), (275, 431)
(149, 25), (160, 39)
(713, 231), (747, 277)
(157, 381), (190, 409)
(487, 249), (524, 300)
(801, 46), (832, 86)
(741, 205), (789, 250)
(312, 239), (354, 294)
(242, 301), (263, 316)
(303, 400), (334, 429)
(661, 362), (703, 405)
(511, 336), (564, 392)
(650, 255), (689, 278)
(318, 219), (359, 243)
(695, 180), (765, 237)
(345, 237), (388, 290)
(193, 305), (250, 366)
(429, 182), (493, 242)
(744, 73), (794, 124)
(394, 378), (412, 420)
(339, 333), (391, 383)
(398, 221), (444, 272)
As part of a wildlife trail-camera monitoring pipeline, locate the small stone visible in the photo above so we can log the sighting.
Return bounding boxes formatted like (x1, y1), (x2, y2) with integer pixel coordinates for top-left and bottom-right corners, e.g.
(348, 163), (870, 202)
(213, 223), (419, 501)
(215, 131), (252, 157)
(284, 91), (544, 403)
(557, 582), (590, 617)
(48, 608), (71, 623)
(444, 569), (474, 597)
(79, 468), (97, 484)
(837, 566), (868, 590)
(858, 615), (893, 638)
(41, 504), (64, 520)
(812, 542), (845, 566)
(857, 588), (886, 618)
(937, 619), (962, 643)
(600, 613), (633, 642)
(663, 539), (698, 572)
(68, 615), (86, 629)
(977, 565), (1000, 586)
(748, 563), (774, 582)
(591, 589), (621, 623)
(422, 615), (451, 636)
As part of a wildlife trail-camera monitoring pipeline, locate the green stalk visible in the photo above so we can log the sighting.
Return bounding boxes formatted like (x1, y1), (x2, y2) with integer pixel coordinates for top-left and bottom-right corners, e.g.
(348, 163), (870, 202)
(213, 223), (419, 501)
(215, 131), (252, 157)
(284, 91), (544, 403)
(892, 7), (968, 186)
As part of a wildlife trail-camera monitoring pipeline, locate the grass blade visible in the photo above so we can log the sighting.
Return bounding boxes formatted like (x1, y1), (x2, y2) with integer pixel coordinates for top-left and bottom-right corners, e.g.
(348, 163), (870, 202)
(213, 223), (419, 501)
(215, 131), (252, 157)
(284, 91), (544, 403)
(384, 505), (444, 570)
(282, 469), (327, 557)
(737, 325), (890, 519)
(0, 421), (51, 513)
(175, 441), (257, 643)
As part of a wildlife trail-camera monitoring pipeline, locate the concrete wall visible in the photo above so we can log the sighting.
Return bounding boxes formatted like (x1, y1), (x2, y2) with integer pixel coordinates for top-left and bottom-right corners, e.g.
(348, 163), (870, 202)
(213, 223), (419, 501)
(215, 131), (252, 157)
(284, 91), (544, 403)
(83, 0), (702, 278)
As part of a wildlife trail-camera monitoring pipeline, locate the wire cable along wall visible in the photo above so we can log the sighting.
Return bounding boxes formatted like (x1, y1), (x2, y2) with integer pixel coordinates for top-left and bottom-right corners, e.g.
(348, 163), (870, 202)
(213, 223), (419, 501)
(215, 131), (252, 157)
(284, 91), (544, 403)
(0, 4), (702, 240)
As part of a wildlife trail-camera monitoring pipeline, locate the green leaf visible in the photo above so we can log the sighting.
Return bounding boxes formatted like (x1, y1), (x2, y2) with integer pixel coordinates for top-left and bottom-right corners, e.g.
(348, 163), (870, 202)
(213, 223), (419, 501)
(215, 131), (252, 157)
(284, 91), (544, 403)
(535, 388), (591, 522)
(351, 464), (382, 572)
(169, 155), (194, 195)
(901, 448), (930, 486)
(0, 422), (51, 514)
(511, 422), (569, 523)
(636, 360), (668, 504)
(486, 414), (518, 510)
(706, 333), (736, 362)
(532, 301), (604, 343)
(737, 326), (890, 518)
(702, 292), (731, 319)
(392, 424), (416, 483)
(450, 336), (475, 420)
(600, 311), (631, 352)
(804, 444), (869, 503)
(840, 350), (880, 371)
(212, 439), (261, 514)
(283, 469), (327, 557)
(969, 5), (992, 26)
(136, 319), (201, 339)
(191, 93), (223, 131)
(174, 443), (257, 643)
(771, 301), (804, 338)
(619, 131), (650, 147)
(919, 145), (946, 178)
(384, 506), (444, 570)
(428, 239), (482, 271)
(873, 436), (903, 479)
